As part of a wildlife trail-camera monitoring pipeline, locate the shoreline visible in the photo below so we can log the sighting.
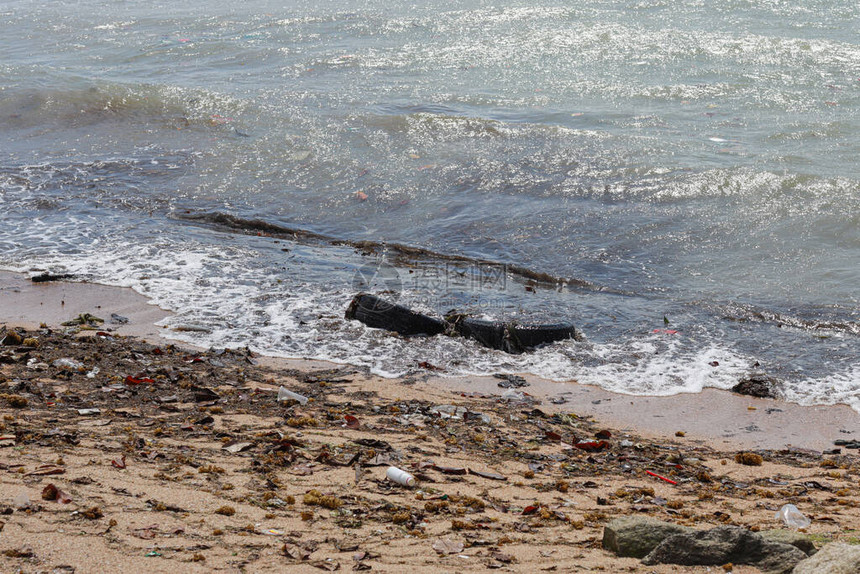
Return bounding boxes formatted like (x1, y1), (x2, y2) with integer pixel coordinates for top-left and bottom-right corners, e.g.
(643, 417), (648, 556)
(3, 270), (860, 572)
(2, 270), (856, 453)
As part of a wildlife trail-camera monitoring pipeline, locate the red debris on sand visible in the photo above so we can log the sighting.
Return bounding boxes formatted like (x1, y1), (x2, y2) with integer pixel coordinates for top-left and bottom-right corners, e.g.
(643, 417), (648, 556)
(646, 470), (678, 485)
(574, 440), (610, 452)
(344, 415), (360, 429)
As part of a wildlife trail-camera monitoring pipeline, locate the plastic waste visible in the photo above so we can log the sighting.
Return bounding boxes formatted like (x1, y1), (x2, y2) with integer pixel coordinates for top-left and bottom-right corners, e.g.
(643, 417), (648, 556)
(13, 492), (31, 509)
(386, 466), (416, 487)
(501, 389), (525, 401)
(52, 358), (85, 371)
(277, 386), (308, 405)
(775, 503), (810, 529)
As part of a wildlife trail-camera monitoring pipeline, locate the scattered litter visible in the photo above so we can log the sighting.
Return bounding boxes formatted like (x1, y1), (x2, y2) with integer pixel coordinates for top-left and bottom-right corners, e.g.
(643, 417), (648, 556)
(386, 466), (416, 487)
(433, 538), (464, 555)
(41, 483), (72, 504)
(776, 504), (810, 529)
(278, 386), (309, 405)
(223, 441), (254, 453)
(13, 492), (31, 509)
(645, 470), (678, 486)
(53, 358), (85, 371)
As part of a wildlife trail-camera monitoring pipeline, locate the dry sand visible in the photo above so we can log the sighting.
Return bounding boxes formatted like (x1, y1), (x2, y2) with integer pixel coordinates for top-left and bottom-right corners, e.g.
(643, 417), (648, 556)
(2, 271), (860, 573)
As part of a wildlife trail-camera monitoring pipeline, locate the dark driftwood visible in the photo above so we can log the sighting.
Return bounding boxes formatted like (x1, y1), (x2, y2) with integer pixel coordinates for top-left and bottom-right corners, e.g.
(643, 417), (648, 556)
(31, 273), (75, 283)
(345, 293), (577, 353)
(345, 293), (447, 337)
(449, 316), (577, 354)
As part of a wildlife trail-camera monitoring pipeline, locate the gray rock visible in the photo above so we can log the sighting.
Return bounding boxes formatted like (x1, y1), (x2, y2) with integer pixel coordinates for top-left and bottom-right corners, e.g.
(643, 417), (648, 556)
(642, 525), (807, 574)
(602, 516), (694, 558)
(792, 543), (860, 574)
(760, 529), (817, 556)
(732, 373), (781, 398)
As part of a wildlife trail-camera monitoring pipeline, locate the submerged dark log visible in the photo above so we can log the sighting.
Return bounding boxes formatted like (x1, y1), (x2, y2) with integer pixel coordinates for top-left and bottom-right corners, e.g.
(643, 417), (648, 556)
(450, 317), (577, 354)
(31, 273), (75, 283)
(451, 317), (515, 353)
(345, 293), (446, 337)
(508, 323), (578, 351)
(345, 294), (578, 353)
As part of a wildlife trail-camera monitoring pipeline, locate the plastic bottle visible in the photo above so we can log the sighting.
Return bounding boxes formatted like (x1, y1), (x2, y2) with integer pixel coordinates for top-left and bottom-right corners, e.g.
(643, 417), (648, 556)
(775, 503), (810, 529)
(386, 466), (416, 487)
(277, 386), (309, 405)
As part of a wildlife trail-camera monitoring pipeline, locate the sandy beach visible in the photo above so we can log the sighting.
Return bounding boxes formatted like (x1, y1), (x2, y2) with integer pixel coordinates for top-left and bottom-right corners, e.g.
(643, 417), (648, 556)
(2, 271), (860, 573)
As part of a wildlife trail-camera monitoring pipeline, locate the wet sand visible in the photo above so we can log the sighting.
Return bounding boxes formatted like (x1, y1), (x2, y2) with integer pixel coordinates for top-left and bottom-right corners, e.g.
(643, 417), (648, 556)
(2, 270), (857, 452)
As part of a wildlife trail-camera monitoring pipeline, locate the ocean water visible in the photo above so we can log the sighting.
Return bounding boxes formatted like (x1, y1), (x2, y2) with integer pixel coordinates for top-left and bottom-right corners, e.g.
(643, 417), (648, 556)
(1, 1), (858, 408)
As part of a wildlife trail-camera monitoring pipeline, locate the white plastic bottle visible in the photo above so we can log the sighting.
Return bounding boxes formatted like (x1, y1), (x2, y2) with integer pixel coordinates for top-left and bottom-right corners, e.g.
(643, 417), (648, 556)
(386, 466), (416, 487)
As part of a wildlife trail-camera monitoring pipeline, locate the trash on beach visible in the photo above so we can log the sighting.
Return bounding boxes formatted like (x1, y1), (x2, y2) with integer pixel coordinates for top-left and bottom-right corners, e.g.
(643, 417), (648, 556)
(500, 389), (525, 401)
(343, 414), (360, 429)
(645, 470), (678, 486)
(109, 313), (129, 324)
(222, 440), (254, 453)
(77, 408), (101, 416)
(386, 466), (416, 487)
(125, 375), (155, 385)
(776, 504), (811, 529)
(53, 358), (85, 371)
(575, 440), (610, 452)
(277, 386), (309, 405)
(432, 538), (464, 555)
(430, 404), (468, 419)
(13, 492), (31, 510)
(41, 483), (72, 503)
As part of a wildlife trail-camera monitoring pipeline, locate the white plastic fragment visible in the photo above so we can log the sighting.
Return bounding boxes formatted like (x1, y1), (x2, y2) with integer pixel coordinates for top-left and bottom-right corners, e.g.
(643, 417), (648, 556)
(52, 358), (85, 371)
(277, 385), (308, 405)
(13, 492), (31, 509)
(775, 503), (810, 529)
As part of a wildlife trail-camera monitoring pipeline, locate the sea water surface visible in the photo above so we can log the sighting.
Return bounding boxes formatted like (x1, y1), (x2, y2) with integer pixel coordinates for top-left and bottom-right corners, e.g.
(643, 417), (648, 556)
(1, 1), (858, 408)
